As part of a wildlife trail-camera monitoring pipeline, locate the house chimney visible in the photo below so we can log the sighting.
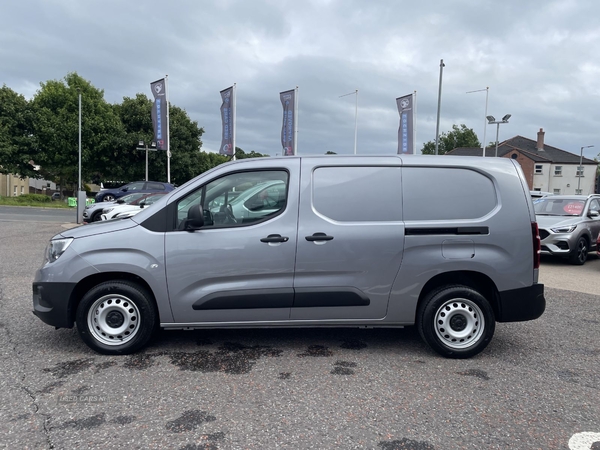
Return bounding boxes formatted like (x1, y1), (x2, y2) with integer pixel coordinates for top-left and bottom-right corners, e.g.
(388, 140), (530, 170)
(537, 128), (545, 151)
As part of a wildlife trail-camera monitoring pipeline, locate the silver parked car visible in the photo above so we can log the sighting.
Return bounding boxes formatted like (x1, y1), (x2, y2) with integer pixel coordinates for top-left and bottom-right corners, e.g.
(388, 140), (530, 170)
(534, 194), (600, 265)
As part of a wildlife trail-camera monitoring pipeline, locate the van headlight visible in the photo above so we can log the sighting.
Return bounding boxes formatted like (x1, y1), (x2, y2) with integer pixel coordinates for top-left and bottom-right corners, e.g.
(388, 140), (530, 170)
(550, 225), (577, 233)
(45, 238), (74, 263)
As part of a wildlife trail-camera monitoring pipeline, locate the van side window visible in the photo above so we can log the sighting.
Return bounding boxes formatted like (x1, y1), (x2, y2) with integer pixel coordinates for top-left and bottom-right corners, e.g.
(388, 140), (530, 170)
(402, 167), (496, 221)
(313, 166), (402, 222)
(176, 170), (289, 229)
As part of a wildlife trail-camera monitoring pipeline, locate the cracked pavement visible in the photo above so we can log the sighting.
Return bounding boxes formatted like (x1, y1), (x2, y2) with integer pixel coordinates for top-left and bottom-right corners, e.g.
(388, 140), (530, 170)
(1, 217), (599, 449)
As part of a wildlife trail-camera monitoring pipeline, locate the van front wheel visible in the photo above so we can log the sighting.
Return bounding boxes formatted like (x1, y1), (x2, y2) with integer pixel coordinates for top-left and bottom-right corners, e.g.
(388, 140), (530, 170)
(417, 285), (495, 359)
(76, 281), (157, 355)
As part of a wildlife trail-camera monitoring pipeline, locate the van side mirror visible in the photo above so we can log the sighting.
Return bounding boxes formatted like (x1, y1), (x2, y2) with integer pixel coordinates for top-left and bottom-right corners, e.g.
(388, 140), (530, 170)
(117, 199), (125, 204)
(183, 205), (209, 231)
(589, 209), (599, 218)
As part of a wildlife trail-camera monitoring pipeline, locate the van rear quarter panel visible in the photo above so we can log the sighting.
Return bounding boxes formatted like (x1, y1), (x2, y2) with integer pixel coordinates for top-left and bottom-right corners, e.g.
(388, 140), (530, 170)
(388, 157), (534, 323)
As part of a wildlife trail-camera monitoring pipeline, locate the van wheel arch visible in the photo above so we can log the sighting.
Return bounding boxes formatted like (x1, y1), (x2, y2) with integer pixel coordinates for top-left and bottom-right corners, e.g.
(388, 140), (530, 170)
(417, 271), (499, 320)
(69, 272), (158, 327)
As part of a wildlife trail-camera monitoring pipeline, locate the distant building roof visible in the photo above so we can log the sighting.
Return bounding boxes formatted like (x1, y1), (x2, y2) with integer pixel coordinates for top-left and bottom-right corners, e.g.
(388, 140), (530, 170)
(447, 133), (597, 164)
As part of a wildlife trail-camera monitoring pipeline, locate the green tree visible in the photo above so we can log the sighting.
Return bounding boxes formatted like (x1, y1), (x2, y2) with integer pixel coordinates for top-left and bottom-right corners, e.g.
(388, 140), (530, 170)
(421, 124), (480, 155)
(325, 151), (337, 155)
(109, 93), (154, 183)
(115, 95), (208, 185)
(30, 72), (125, 191)
(234, 147), (269, 159)
(0, 85), (37, 177)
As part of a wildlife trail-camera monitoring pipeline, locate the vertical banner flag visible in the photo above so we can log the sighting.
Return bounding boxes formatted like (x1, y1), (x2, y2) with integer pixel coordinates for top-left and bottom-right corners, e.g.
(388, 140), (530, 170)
(396, 93), (414, 154)
(151, 78), (168, 150)
(219, 86), (235, 156)
(280, 89), (296, 156)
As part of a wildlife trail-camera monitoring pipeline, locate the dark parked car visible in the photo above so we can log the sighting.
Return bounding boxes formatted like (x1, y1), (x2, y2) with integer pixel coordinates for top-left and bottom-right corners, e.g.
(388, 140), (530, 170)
(94, 181), (175, 203)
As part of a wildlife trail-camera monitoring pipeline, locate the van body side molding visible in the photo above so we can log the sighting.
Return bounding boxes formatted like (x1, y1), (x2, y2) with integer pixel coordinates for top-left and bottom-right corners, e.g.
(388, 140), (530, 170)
(293, 287), (370, 307)
(192, 287), (371, 310)
(192, 288), (294, 310)
(405, 226), (489, 236)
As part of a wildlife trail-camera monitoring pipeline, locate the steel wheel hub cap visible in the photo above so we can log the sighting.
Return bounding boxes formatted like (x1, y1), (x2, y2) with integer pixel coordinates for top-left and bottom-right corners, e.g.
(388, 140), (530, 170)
(87, 294), (140, 346)
(434, 298), (485, 349)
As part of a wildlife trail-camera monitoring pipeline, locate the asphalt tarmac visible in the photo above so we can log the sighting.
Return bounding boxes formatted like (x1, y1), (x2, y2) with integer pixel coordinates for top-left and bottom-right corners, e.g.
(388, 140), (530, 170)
(0, 217), (598, 449)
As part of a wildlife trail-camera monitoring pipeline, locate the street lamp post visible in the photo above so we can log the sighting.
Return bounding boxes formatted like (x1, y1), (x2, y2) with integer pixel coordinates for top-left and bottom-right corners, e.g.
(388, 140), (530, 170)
(466, 87), (489, 157)
(76, 89), (86, 224)
(486, 114), (511, 157)
(578, 145), (594, 193)
(136, 140), (157, 181)
(339, 89), (358, 154)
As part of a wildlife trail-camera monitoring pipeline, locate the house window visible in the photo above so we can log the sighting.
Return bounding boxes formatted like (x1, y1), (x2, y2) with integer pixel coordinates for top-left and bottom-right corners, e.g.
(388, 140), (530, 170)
(554, 166), (562, 176)
(535, 165), (543, 174)
(20, 186), (24, 194)
(553, 189), (561, 195)
(511, 153), (518, 159)
(575, 189), (582, 195)
(13, 185), (17, 196)
(576, 166), (584, 177)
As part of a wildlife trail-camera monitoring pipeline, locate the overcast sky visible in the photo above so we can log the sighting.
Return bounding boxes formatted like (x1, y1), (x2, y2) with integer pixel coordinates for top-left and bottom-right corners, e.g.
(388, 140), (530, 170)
(2, 0), (600, 161)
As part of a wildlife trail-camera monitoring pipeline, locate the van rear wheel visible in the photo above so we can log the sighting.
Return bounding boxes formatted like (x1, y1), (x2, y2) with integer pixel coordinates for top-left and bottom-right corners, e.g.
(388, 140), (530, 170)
(76, 281), (157, 355)
(417, 285), (495, 359)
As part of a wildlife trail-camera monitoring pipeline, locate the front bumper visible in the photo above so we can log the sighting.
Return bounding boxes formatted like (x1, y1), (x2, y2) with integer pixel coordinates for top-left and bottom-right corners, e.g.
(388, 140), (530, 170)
(539, 229), (573, 256)
(32, 282), (77, 329)
(496, 283), (545, 323)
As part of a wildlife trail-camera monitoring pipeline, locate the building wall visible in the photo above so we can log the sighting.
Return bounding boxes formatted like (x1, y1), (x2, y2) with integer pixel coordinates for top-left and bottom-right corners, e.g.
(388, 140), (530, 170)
(549, 164), (596, 195)
(29, 178), (57, 195)
(500, 151), (597, 194)
(501, 151), (538, 189)
(504, 150), (545, 187)
(0, 174), (30, 197)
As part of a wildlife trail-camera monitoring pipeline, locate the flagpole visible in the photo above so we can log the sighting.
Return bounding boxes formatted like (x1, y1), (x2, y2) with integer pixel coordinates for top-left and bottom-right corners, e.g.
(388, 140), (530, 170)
(165, 74), (171, 183)
(434, 59), (444, 155)
(353, 89), (358, 154)
(413, 90), (417, 154)
(232, 83), (237, 161)
(293, 86), (299, 155)
(483, 87), (489, 157)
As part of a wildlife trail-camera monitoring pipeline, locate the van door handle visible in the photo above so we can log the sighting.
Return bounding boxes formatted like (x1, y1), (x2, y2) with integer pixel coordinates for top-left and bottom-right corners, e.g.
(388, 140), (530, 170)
(305, 232), (334, 242)
(260, 234), (289, 243)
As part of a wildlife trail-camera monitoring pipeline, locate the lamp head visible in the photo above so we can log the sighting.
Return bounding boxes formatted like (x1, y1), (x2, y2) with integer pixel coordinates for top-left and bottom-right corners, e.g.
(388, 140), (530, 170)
(151, 141), (157, 148)
(502, 114), (511, 122)
(486, 115), (495, 123)
(138, 140), (144, 147)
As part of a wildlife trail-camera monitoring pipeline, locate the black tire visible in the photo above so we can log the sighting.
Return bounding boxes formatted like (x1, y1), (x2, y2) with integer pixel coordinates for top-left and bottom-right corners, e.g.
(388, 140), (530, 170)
(91, 210), (103, 222)
(103, 194), (115, 202)
(76, 281), (157, 355)
(417, 285), (495, 359)
(568, 236), (588, 265)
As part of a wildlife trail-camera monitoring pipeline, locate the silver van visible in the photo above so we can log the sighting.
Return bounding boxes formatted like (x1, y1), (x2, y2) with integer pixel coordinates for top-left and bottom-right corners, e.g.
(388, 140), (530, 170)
(33, 156), (545, 359)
